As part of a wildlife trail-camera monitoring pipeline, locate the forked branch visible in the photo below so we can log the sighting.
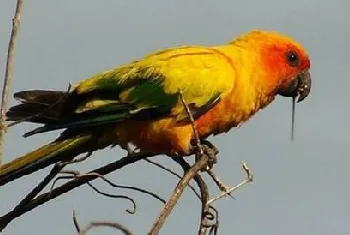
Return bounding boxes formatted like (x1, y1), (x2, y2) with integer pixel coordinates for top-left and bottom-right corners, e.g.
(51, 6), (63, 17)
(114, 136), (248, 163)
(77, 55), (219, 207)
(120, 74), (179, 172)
(207, 161), (253, 205)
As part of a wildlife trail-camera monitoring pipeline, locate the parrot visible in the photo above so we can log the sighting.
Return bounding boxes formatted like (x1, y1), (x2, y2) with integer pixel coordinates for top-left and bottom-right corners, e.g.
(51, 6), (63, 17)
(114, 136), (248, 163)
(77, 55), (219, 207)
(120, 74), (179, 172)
(0, 29), (311, 186)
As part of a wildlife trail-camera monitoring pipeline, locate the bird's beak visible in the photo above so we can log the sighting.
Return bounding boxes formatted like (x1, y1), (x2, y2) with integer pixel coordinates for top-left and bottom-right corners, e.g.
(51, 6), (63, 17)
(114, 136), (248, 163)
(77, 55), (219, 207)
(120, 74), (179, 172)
(278, 70), (311, 103)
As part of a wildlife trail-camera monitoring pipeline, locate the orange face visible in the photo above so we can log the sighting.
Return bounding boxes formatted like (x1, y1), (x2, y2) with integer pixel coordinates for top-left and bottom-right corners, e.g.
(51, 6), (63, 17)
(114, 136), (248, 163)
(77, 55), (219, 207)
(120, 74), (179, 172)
(255, 31), (312, 102)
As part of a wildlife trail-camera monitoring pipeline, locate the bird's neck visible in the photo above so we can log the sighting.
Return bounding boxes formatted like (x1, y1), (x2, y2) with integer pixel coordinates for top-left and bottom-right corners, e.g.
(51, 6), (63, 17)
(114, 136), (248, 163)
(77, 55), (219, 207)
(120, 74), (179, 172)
(214, 43), (278, 106)
(194, 44), (278, 136)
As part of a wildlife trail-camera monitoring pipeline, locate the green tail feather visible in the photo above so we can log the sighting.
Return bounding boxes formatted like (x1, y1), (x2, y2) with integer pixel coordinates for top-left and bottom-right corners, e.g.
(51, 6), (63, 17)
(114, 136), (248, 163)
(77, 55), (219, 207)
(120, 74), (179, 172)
(0, 135), (91, 186)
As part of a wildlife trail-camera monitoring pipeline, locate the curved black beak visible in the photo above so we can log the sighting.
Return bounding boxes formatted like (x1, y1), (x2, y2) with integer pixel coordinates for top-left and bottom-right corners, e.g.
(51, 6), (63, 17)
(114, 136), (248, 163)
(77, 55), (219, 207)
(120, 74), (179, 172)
(278, 70), (311, 103)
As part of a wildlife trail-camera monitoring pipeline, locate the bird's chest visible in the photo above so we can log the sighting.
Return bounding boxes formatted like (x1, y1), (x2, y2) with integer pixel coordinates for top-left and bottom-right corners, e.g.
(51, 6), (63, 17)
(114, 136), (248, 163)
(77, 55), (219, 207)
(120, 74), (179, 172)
(194, 91), (274, 138)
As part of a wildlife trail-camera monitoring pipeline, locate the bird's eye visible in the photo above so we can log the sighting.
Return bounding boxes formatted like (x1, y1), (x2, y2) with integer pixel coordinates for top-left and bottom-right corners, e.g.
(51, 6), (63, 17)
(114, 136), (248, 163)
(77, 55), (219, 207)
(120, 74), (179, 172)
(285, 50), (299, 67)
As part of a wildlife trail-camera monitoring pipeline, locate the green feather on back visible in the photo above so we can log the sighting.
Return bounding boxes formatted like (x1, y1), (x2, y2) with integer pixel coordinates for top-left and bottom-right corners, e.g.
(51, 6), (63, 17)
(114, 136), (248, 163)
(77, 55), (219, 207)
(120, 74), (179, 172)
(8, 45), (235, 137)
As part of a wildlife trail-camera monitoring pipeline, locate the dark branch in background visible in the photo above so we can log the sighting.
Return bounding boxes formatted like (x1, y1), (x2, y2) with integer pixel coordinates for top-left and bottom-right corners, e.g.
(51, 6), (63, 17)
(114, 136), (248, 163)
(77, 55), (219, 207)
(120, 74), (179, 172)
(0, 163), (64, 232)
(55, 172), (137, 214)
(73, 210), (81, 232)
(0, 0), (23, 170)
(0, 151), (156, 231)
(73, 210), (134, 235)
(53, 170), (166, 210)
(78, 222), (134, 235)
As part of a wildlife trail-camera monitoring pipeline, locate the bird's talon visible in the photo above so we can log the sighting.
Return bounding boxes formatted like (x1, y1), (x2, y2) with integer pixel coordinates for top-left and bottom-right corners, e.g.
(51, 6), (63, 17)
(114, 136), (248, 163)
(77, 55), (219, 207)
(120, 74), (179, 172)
(121, 143), (135, 156)
(201, 139), (219, 155)
(192, 140), (218, 171)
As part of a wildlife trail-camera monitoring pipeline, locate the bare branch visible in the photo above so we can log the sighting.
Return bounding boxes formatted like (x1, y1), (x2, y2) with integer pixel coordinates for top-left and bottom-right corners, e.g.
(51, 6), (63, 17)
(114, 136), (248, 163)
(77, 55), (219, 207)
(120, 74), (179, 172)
(54, 171), (166, 205)
(78, 221), (134, 235)
(207, 161), (253, 205)
(207, 169), (234, 199)
(171, 157), (211, 235)
(178, 89), (202, 153)
(174, 89), (221, 235)
(144, 158), (201, 200)
(148, 154), (210, 235)
(147, 89), (220, 235)
(52, 170), (167, 215)
(0, 163), (65, 231)
(91, 172), (166, 204)
(0, 0), (24, 171)
(73, 209), (134, 235)
(0, 151), (156, 231)
(73, 210), (81, 233)
(83, 180), (137, 215)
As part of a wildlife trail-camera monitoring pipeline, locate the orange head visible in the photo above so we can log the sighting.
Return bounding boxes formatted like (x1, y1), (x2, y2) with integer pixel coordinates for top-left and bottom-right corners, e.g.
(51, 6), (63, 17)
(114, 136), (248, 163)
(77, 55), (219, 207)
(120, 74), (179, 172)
(236, 30), (312, 103)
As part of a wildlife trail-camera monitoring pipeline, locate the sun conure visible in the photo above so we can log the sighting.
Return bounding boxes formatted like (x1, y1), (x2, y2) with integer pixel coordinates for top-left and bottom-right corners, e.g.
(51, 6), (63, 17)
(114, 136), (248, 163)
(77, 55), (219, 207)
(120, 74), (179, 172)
(0, 30), (311, 186)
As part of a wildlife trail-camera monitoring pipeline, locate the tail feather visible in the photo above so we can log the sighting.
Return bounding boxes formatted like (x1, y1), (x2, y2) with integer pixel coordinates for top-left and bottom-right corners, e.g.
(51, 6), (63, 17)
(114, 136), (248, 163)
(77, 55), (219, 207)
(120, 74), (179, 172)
(7, 103), (60, 123)
(1, 89), (120, 187)
(7, 90), (68, 124)
(0, 135), (91, 186)
(14, 90), (68, 105)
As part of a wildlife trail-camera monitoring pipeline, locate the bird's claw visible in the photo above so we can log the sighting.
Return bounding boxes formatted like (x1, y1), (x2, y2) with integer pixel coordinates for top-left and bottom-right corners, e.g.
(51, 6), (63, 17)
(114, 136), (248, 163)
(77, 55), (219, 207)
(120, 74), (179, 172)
(120, 143), (135, 156)
(201, 139), (219, 155)
(193, 139), (219, 171)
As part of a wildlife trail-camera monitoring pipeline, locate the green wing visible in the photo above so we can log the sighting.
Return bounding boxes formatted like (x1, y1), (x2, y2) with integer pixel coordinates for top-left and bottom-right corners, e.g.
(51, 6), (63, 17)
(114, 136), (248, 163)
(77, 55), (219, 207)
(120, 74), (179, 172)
(19, 46), (234, 137)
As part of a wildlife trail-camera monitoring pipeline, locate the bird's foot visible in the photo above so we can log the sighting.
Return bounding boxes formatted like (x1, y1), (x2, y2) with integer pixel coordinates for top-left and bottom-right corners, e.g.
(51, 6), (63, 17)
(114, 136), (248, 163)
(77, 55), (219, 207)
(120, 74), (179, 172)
(119, 143), (136, 156)
(192, 139), (219, 171)
(169, 140), (219, 171)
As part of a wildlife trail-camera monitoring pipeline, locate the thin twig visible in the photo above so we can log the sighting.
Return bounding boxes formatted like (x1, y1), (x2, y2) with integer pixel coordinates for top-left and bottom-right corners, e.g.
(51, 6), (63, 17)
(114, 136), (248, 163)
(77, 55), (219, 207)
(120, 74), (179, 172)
(176, 89), (220, 235)
(144, 158), (201, 200)
(148, 154), (209, 235)
(78, 221), (134, 235)
(73, 209), (134, 235)
(52, 170), (165, 212)
(73, 210), (81, 233)
(178, 89), (202, 153)
(207, 169), (234, 199)
(171, 157), (216, 235)
(207, 161), (253, 205)
(83, 180), (137, 214)
(0, 0), (24, 172)
(0, 151), (156, 231)
(53, 171), (166, 204)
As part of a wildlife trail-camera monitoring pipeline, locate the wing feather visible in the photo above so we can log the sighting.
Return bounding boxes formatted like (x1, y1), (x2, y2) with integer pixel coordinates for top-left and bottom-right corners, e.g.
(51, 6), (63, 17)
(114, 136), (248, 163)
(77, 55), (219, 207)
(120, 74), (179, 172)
(23, 46), (235, 137)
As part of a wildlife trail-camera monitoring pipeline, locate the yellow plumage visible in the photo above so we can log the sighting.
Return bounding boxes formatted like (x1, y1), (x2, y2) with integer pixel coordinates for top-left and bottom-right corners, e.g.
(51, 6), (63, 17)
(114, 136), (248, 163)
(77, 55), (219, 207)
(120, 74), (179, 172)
(0, 30), (311, 186)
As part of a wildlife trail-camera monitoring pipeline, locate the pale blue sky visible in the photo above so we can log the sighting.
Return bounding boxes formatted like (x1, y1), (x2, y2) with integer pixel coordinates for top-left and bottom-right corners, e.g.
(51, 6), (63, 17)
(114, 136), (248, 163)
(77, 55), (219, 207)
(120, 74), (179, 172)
(0, 0), (349, 234)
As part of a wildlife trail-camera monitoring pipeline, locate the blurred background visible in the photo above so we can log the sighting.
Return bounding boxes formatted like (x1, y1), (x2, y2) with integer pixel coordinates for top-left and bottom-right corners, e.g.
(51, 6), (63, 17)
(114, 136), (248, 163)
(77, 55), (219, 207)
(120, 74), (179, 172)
(0, 0), (349, 234)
